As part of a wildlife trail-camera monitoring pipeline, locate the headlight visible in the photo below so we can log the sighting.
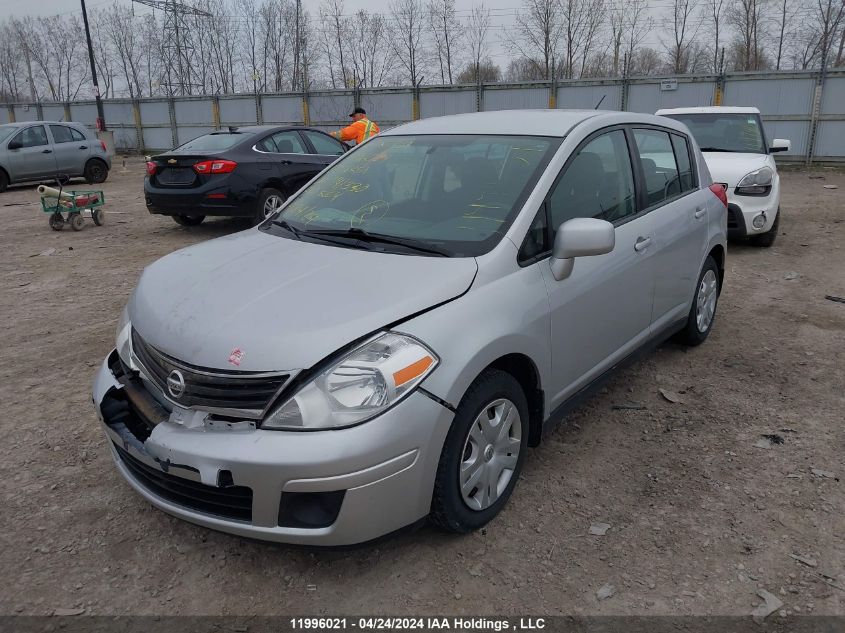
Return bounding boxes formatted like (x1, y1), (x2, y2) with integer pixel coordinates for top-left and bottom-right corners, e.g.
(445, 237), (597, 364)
(262, 332), (439, 430)
(736, 167), (773, 195)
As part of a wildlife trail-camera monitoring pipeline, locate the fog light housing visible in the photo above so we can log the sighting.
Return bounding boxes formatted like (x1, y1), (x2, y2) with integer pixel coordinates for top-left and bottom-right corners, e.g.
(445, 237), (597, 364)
(278, 490), (346, 528)
(752, 213), (767, 229)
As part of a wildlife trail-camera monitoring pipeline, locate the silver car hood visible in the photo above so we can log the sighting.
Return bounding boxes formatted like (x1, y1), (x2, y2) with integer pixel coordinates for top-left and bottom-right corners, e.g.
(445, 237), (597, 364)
(130, 230), (478, 371)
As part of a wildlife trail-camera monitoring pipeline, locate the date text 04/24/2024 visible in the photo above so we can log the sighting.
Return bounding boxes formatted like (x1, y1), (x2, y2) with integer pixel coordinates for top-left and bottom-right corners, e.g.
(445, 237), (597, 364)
(289, 617), (547, 631)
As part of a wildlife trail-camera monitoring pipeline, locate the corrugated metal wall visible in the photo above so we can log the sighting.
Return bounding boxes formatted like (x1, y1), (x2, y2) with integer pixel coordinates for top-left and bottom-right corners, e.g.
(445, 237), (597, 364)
(6, 70), (843, 160)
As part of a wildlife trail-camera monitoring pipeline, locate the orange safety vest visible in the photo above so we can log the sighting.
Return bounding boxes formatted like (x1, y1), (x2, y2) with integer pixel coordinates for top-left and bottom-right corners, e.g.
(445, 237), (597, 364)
(335, 118), (379, 145)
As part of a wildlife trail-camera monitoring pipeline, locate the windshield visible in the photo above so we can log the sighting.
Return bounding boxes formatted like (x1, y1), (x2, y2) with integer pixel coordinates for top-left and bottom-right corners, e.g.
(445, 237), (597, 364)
(0, 125), (19, 144)
(270, 134), (560, 257)
(174, 132), (246, 152)
(664, 113), (767, 154)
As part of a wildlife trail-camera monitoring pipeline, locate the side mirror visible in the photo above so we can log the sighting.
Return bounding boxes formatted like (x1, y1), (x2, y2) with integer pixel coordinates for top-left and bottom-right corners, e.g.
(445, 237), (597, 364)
(769, 138), (791, 153)
(550, 217), (615, 281)
(7, 140), (22, 150)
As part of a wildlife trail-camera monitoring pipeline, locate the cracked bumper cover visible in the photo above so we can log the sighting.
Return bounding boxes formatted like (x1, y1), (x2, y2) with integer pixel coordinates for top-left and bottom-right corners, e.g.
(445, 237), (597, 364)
(93, 352), (454, 545)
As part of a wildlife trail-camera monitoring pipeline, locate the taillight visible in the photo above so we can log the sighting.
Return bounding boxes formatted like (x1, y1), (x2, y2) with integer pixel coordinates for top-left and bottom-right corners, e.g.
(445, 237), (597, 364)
(709, 183), (728, 208)
(193, 159), (237, 175)
(100, 140), (107, 153)
(145, 161), (157, 176)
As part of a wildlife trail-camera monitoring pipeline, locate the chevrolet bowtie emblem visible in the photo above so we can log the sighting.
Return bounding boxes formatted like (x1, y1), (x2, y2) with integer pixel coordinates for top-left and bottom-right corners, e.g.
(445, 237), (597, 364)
(168, 158), (177, 164)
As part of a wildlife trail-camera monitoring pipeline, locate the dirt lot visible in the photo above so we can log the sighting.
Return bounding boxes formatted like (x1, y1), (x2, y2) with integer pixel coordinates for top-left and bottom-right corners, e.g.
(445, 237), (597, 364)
(0, 162), (843, 618)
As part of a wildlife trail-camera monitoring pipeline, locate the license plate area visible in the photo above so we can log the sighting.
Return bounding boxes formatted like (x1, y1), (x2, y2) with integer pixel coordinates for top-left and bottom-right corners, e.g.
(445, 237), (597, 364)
(157, 167), (196, 186)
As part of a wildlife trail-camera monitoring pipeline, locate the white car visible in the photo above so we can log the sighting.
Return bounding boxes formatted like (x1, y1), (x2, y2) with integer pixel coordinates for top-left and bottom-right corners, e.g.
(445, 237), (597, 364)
(656, 106), (789, 247)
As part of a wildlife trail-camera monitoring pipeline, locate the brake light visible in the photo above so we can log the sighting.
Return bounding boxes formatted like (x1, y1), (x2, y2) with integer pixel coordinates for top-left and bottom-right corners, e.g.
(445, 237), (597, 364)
(100, 140), (107, 153)
(709, 183), (728, 208)
(145, 161), (156, 176)
(193, 159), (237, 174)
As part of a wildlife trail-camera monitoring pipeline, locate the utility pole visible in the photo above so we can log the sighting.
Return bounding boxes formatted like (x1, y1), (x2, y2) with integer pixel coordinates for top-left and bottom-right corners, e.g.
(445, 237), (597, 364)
(80, 0), (106, 131)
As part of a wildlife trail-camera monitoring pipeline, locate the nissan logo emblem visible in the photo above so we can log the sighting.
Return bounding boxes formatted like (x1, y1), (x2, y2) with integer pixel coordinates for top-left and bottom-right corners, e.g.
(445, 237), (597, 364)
(167, 369), (186, 399)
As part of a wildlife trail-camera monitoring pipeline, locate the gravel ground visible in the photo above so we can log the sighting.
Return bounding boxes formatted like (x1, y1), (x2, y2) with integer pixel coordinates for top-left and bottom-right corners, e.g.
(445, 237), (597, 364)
(0, 161), (843, 618)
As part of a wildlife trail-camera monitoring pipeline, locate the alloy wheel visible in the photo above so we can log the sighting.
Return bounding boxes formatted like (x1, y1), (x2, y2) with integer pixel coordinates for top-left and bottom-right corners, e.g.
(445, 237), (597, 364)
(263, 194), (285, 218)
(696, 269), (718, 332)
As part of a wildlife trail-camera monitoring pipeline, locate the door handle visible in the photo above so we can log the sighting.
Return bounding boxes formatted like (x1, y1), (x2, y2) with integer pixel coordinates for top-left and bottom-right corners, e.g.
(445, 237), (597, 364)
(634, 236), (652, 252)
(694, 206), (706, 219)
(79, 145), (88, 150)
(42, 149), (52, 154)
(279, 160), (292, 165)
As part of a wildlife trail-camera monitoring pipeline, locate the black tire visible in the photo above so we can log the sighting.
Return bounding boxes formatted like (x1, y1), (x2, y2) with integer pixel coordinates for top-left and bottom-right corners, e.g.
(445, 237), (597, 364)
(49, 213), (64, 231)
(431, 369), (530, 533)
(83, 159), (109, 184)
(172, 214), (205, 227)
(674, 255), (720, 347)
(92, 208), (105, 226)
(255, 188), (286, 224)
(0, 169), (8, 193)
(749, 209), (779, 247)
(69, 213), (85, 231)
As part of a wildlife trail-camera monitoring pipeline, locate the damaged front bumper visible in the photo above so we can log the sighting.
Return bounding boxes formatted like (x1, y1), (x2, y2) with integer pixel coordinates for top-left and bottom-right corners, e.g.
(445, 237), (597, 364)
(93, 350), (453, 545)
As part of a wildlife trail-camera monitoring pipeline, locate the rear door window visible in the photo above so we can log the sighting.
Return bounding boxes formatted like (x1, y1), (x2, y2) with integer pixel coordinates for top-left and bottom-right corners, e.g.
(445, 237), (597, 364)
(303, 130), (345, 156)
(50, 125), (75, 144)
(269, 131), (307, 154)
(632, 129), (681, 207)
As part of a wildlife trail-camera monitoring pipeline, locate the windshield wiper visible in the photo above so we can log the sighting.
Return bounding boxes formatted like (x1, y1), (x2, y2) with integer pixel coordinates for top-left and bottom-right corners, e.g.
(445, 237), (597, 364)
(698, 147), (742, 153)
(308, 227), (450, 257)
(270, 219), (302, 238)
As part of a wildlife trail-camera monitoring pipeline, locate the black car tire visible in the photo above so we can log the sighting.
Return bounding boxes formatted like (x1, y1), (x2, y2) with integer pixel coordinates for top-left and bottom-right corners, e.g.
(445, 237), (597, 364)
(84, 159), (109, 184)
(255, 188), (286, 224)
(431, 369), (529, 533)
(172, 214), (205, 227)
(0, 169), (8, 193)
(674, 255), (720, 347)
(749, 209), (779, 247)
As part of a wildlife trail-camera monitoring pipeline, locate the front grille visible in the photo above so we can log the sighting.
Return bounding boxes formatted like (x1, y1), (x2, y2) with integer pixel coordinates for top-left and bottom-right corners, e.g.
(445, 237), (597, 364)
(114, 443), (253, 522)
(155, 167), (196, 186)
(131, 329), (290, 415)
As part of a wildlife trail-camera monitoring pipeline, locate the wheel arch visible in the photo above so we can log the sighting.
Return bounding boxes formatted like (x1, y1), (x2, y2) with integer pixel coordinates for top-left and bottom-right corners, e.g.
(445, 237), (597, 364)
(708, 243), (725, 292)
(482, 353), (544, 448)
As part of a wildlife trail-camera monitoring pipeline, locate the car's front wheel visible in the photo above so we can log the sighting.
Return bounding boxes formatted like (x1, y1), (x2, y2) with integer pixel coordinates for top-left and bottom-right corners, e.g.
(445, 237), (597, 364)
(749, 209), (779, 247)
(84, 158), (109, 184)
(675, 255), (720, 346)
(0, 169), (8, 193)
(255, 188), (286, 224)
(172, 214), (205, 227)
(431, 369), (529, 533)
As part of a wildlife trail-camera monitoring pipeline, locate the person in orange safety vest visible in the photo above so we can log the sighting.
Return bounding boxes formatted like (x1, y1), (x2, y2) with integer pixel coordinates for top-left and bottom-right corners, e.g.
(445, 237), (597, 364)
(331, 107), (379, 145)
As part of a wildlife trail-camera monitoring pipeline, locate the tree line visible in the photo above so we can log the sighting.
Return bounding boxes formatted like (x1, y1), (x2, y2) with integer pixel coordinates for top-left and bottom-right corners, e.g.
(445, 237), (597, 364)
(1, 0), (844, 103)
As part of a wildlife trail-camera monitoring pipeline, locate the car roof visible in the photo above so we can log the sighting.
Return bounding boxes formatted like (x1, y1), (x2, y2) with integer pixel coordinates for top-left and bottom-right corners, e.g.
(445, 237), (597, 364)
(1, 120), (86, 126)
(206, 125), (329, 135)
(656, 106), (761, 115)
(381, 109), (691, 137)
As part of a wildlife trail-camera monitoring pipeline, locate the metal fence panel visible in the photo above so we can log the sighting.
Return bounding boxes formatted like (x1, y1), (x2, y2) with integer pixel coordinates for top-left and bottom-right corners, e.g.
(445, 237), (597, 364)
(309, 93), (354, 125)
(103, 101), (135, 125)
(13, 105), (38, 121)
(41, 103), (65, 121)
(218, 96), (257, 124)
(627, 80), (716, 113)
(177, 125), (215, 145)
(419, 89), (476, 118)
(0, 108), (8, 124)
(143, 127), (174, 152)
(723, 77), (814, 114)
(761, 120), (809, 156)
(262, 95), (302, 123)
(361, 92), (410, 123)
(557, 84), (621, 110)
(820, 77), (845, 115)
(813, 121), (845, 158)
(69, 103), (98, 126)
(175, 99), (211, 124)
(483, 87), (548, 111)
(139, 100), (170, 124)
(112, 127), (138, 151)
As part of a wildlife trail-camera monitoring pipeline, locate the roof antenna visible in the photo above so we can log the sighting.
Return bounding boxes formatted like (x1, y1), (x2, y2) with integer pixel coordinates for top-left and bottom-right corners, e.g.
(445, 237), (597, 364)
(594, 94), (606, 109)
(228, 126), (239, 133)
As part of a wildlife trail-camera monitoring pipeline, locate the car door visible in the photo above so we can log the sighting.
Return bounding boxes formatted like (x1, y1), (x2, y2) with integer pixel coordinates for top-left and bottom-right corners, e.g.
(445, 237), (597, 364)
(49, 125), (90, 176)
(301, 129), (346, 167)
(257, 130), (325, 192)
(631, 128), (710, 329)
(7, 125), (57, 180)
(535, 127), (657, 408)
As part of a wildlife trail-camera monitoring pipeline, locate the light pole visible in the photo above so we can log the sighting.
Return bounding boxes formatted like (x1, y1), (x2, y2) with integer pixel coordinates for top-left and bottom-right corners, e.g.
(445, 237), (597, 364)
(80, 0), (107, 131)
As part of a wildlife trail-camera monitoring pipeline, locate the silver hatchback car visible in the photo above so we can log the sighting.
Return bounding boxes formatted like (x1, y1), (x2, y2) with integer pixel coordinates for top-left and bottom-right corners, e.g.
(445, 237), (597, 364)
(93, 110), (727, 545)
(0, 121), (111, 192)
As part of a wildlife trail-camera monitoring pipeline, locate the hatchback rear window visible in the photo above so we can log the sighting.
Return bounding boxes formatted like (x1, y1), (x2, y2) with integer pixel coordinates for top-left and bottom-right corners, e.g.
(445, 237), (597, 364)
(176, 133), (245, 152)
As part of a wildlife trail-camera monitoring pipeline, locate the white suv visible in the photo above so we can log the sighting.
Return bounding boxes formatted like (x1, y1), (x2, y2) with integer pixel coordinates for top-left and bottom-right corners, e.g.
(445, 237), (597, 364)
(657, 106), (789, 247)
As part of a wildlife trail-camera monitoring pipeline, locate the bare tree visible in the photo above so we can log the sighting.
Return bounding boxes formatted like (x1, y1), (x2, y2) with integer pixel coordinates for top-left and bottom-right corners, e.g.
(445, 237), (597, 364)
(702, 0), (727, 72)
(466, 3), (492, 82)
(102, 4), (145, 98)
(559, 0), (606, 79)
(805, 0), (845, 69)
(664, 0), (699, 73)
(390, 0), (428, 86)
(347, 11), (395, 87)
(457, 58), (501, 82)
(319, 0), (350, 88)
(727, 0), (768, 70)
(428, 0), (460, 84)
(507, 0), (563, 80)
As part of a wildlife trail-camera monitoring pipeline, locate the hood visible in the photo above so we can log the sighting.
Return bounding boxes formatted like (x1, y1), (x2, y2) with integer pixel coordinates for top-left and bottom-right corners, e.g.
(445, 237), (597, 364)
(130, 230), (478, 371)
(700, 152), (770, 188)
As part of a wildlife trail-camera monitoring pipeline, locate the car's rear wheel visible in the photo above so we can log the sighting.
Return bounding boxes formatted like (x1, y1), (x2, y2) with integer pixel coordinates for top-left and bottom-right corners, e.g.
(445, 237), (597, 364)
(749, 209), (779, 247)
(255, 188), (286, 224)
(172, 214), (205, 227)
(0, 169), (8, 193)
(84, 159), (109, 184)
(675, 255), (720, 346)
(431, 369), (529, 533)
